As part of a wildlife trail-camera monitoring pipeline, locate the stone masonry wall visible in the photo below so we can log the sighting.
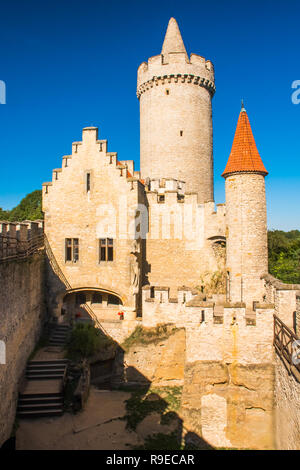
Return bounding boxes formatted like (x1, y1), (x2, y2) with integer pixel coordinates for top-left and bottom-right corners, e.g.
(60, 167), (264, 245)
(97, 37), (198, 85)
(0, 252), (46, 446)
(112, 327), (186, 388)
(275, 355), (300, 449)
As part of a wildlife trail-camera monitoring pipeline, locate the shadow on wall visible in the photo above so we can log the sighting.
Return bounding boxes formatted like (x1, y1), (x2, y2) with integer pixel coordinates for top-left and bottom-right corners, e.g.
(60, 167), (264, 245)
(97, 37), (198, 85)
(92, 334), (213, 450)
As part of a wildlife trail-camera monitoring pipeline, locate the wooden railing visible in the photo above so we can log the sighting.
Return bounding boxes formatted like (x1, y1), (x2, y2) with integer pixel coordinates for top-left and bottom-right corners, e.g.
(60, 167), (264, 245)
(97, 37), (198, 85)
(274, 314), (300, 382)
(0, 233), (44, 263)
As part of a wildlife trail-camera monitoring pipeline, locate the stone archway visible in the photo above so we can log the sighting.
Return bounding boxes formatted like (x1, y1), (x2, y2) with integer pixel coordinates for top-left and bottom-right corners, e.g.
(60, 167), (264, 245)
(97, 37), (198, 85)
(62, 287), (124, 324)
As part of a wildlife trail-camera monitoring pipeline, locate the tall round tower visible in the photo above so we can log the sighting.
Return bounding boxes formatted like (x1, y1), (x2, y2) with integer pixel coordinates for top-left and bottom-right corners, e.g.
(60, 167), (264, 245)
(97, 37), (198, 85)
(137, 18), (215, 203)
(222, 104), (268, 308)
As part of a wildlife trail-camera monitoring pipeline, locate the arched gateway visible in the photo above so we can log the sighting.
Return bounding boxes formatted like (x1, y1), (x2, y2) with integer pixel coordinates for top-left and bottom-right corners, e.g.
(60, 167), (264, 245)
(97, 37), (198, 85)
(61, 288), (123, 324)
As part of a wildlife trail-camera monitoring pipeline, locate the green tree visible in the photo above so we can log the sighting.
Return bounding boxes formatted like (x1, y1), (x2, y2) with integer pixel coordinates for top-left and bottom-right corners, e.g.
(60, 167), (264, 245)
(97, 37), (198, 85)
(268, 230), (300, 284)
(0, 208), (9, 220)
(0, 190), (43, 222)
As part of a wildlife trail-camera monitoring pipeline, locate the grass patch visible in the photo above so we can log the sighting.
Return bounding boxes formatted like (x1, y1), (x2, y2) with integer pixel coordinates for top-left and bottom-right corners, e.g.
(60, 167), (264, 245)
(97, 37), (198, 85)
(121, 324), (181, 352)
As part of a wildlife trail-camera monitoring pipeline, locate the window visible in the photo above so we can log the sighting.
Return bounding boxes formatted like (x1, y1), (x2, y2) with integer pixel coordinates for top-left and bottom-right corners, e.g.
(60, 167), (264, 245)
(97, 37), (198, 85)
(158, 195), (165, 203)
(75, 292), (86, 305)
(65, 238), (79, 262)
(108, 294), (120, 305)
(166, 89), (170, 95)
(100, 238), (114, 262)
(92, 293), (102, 304)
(180, 130), (183, 136)
(86, 173), (91, 192)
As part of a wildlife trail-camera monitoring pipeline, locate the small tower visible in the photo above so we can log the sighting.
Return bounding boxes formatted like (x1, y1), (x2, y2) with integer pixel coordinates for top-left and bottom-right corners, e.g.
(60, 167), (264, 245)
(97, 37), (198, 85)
(137, 18), (215, 203)
(222, 103), (268, 308)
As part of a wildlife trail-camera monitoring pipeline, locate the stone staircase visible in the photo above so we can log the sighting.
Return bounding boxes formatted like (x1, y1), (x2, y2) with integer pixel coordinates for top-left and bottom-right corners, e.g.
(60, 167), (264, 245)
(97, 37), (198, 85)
(17, 323), (71, 419)
(48, 324), (71, 347)
(18, 360), (68, 418)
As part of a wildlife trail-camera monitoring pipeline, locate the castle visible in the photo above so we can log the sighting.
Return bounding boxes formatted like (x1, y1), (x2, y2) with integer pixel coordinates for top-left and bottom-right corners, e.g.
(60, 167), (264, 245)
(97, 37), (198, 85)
(36, 18), (300, 448)
(42, 17), (270, 321)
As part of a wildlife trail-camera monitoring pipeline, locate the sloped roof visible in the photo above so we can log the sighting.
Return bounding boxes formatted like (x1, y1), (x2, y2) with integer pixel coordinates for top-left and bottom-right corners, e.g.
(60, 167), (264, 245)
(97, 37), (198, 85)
(222, 106), (268, 177)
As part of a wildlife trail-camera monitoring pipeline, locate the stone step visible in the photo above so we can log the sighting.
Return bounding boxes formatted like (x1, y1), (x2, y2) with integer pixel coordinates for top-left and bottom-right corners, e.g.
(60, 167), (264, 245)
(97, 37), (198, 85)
(17, 402), (63, 412)
(28, 360), (68, 365)
(26, 374), (65, 380)
(19, 391), (62, 399)
(18, 396), (63, 405)
(26, 368), (66, 376)
(27, 364), (66, 371)
(17, 409), (63, 418)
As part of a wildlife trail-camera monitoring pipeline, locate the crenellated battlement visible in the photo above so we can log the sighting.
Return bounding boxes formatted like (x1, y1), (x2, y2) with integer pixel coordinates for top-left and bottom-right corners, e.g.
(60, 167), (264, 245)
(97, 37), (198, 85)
(137, 69), (215, 99)
(141, 284), (275, 342)
(137, 52), (215, 99)
(0, 220), (43, 241)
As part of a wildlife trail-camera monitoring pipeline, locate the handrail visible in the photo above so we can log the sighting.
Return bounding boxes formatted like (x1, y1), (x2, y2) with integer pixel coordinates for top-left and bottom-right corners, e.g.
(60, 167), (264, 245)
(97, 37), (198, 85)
(44, 234), (71, 289)
(274, 314), (300, 382)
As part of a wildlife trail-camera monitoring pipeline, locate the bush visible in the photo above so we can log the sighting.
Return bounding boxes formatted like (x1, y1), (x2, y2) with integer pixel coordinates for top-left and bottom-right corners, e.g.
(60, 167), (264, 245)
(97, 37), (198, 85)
(66, 323), (112, 361)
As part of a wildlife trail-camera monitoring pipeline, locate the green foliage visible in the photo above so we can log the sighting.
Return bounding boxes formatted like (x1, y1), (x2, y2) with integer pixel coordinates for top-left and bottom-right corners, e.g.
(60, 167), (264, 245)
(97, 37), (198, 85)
(66, 323), (113, 361)
(268, 230), (300, 284)
(122, 386), (182, 431)
(121, 324), (179, 352)
(0, 208), (9, 220)
(0, 190), (43, 222)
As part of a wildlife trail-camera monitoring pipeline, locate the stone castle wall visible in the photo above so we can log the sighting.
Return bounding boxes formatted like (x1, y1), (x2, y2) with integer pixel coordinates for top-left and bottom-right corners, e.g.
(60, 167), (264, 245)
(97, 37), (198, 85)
(0, 252), (46, 446)
(275, 355), (300, 449)
(144, 189), (226, 295)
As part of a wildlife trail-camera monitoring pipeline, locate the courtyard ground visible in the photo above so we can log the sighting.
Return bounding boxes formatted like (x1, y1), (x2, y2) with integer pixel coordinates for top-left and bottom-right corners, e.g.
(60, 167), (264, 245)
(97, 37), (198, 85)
(16, 386), (179, 450)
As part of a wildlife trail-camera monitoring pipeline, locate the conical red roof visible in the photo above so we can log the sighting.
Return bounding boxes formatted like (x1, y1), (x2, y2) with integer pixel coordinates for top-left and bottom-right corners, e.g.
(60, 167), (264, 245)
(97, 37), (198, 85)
(222, 107), (268, 178)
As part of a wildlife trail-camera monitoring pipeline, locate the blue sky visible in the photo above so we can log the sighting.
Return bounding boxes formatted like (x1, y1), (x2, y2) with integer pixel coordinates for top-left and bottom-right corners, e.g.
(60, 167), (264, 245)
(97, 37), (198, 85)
(0, 0), (299, 230)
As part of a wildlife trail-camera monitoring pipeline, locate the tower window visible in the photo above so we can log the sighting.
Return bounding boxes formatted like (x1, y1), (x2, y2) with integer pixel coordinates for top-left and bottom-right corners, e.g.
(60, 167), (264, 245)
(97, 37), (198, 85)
(166, 89), (170, 95)
(65, 238), (79, 263)
(86, 172), (91, 192)
(100, 238), (114, 262)
(158, 195), (165, 203)
(180, 130), (183, 136)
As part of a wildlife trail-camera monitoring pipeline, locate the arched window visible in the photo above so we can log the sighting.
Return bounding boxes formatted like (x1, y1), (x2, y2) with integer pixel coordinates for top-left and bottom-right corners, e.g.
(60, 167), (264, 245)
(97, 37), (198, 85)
(75, 292), (86, 305)
(92, 293), (102, 304)
(108, 294), (121, 306)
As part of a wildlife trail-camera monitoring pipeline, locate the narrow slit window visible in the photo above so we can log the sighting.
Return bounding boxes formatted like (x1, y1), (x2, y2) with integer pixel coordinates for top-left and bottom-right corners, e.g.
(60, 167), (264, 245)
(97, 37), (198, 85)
(86, 173), (91, 192)
(180, 130), (183, 136)
(166, 89), (170, 95)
